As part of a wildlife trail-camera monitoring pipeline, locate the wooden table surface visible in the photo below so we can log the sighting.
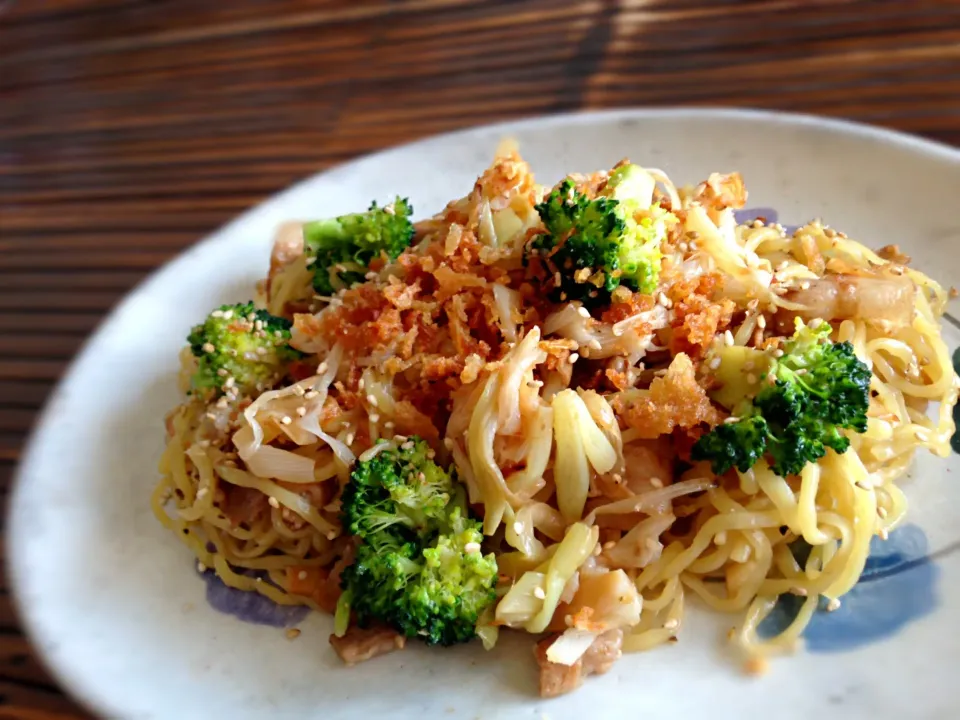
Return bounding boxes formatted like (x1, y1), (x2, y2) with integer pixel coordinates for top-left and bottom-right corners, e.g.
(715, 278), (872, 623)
(2, 0), (960, 716)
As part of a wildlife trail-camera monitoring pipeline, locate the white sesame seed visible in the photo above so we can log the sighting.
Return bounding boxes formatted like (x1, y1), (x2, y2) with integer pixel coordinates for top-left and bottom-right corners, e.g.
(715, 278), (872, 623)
(385, 420), (395, 429)
(304, 390), (318, 400)
(401, 441), (415, 450)
(211, 310), (224, 318)
(197, 562), (206, 572)
(757, 315), (767, 329)
(533, 587), (546, 600)
(281, 416), (292, 425)
(464, 542), (481, 554)
(222, 310), (234, 320)
(217, 368), (228, 377)
(879, 528), (889, 541)
(345, 433), (355, 446)
(723, 330), (735, 347)
(268, 497), (280, 509)
(810, 318), (823, 329)
(723, 416), (741, 424)
(298, 570), (308, 580)
(708, 357), (721, 370)
(357, 378), (365, 391)
(513, 522), (524, 535)
(369, 413), (380, 423)
(714, 531), (727, 545)
(223, 377), (236, 389)
(825, 598), (841, 612)
(664, 618), (679, 630)
(443, 438), (454, 449)
(317, 362), (328, 374)
(772, 348), (785, 358)
(649, 477), (664, 488)
(296, 407), (307, 417)
(577, 306), (591, 319)
(588, 339), (602, 350)
(678, 242), (689, 252)
(366, 394), (379, 408)
(800, 281), (810, 290)
(202, 342), (215, 353)
(569, 353), (580, 364)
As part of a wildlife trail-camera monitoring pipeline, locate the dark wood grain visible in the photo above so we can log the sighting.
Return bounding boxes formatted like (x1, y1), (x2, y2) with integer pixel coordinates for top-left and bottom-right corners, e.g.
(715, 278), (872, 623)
(2, 0), (959, 716)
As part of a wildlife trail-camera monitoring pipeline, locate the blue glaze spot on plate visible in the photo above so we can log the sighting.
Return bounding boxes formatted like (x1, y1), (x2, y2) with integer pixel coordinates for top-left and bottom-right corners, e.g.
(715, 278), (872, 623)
(734, 207), (778, 225)
(758, 524), (939, 652)
(201, 567), (309, 628)
(736, 206), (803, 234)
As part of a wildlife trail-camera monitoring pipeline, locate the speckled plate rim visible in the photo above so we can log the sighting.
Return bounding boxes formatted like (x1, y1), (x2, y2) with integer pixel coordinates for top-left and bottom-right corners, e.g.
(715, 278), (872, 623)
(8, 107), (960, 719)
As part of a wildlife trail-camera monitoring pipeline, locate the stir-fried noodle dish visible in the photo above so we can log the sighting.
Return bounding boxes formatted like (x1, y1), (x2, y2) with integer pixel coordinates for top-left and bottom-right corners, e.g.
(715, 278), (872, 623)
(155, 143), (958, 696)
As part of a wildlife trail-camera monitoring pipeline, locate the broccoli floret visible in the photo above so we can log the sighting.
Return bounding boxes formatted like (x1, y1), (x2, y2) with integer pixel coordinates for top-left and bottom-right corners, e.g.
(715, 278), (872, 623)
(303, 198), (415, 294)
(692, 321), (871, 477)
(692, 416), (769, 474)
(532, 164), (671, 304)
(338, 437), (498, 646)
(186, 302), (301, 397)
(341, 438), (455, 539)
(392, 508), (498, 645)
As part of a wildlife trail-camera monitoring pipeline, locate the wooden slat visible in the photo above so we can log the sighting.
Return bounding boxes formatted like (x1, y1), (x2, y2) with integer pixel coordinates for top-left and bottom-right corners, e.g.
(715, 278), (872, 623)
(0, 383), (52, 410)
(0, 272), (146, 292)
(0, 440), (22, 464)
(0, 636), (60, 692)
(0, 680), (92, 720)
(0, 362), (66, 383)
(0, 411), (37, 435)
(0, 314), (102, 336)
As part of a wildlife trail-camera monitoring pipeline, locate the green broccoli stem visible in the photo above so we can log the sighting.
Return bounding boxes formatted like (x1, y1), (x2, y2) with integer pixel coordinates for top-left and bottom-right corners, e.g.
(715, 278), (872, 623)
(333, 589), (352, 637)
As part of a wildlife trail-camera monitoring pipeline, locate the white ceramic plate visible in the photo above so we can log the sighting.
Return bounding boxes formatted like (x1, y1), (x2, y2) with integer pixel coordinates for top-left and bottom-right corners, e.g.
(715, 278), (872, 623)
(9, 109), (960, 720)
